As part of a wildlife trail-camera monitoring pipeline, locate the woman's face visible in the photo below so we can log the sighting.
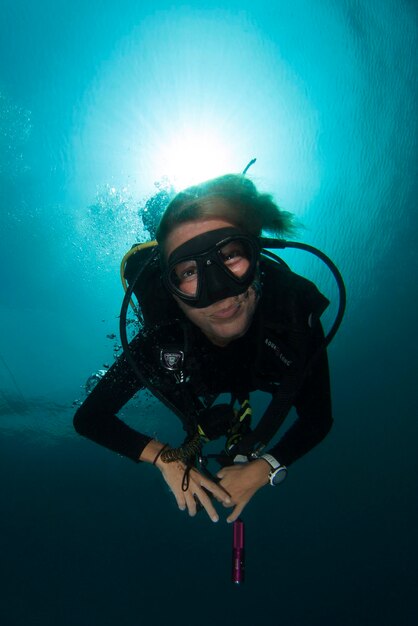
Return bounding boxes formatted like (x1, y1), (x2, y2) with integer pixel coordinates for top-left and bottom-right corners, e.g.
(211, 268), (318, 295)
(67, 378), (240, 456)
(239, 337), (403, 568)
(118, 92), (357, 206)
(165, 218), (258, 347)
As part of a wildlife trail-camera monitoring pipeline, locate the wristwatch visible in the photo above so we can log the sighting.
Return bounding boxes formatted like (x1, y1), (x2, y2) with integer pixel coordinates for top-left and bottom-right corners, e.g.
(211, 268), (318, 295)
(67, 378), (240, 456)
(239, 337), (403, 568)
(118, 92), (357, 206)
(260, 453), (287, 486)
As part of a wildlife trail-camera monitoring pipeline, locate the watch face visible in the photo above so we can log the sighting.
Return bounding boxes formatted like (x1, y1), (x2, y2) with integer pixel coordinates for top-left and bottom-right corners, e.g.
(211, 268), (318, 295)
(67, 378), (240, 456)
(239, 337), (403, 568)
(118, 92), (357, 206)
(271, 467), (287, 485)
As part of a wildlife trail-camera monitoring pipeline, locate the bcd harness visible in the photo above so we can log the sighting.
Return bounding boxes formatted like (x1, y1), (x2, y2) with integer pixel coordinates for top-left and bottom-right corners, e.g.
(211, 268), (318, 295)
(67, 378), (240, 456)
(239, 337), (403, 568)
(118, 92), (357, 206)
(120, 239), (346, 462)
(119, 238), (346, 468)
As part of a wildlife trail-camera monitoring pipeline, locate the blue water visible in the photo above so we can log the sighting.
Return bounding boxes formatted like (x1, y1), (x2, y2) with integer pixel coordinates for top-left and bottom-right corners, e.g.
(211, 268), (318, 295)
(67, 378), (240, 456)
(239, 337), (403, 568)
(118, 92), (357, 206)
(1, 1), (417, 624)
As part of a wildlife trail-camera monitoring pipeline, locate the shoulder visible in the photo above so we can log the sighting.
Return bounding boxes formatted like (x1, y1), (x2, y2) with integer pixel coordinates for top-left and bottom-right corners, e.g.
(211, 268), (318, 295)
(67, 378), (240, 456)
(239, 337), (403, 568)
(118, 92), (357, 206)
(259, 257), (329, 327)
(124, 243), (180, 326)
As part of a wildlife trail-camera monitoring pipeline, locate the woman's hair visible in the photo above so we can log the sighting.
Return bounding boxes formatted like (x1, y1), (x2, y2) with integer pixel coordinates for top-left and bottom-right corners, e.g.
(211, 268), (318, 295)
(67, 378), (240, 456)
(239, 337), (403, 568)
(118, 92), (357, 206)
(156, 174), (296, 250)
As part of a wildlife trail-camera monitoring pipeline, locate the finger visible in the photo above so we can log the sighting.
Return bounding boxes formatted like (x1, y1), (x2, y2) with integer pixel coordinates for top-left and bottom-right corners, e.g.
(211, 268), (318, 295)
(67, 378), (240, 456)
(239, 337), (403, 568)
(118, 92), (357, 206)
(184, 491), (198, 517)
(200, 478), (231, 505)
(216, 465), (236, 478)
(227, 502), (245, 524)
(211, 488), (232, 505)
(173, 491), (187, 512)
(194, 490), (219, 523)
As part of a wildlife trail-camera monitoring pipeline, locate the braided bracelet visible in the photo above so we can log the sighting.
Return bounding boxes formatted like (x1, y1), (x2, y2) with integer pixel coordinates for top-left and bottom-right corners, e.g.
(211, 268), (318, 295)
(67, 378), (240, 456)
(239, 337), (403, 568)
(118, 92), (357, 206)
(153, 444), (169, 466)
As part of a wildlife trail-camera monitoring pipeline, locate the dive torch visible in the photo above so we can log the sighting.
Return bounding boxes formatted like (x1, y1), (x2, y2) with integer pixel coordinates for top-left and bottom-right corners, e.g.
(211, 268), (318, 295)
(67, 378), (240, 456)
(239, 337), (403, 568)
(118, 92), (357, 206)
(232, 519), (245, 584)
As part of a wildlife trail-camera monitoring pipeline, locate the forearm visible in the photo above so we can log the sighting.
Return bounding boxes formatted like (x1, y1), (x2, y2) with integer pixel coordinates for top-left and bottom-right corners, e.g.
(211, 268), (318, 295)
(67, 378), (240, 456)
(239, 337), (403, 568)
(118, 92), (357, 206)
(74, 405), (153, 461)
(73, 334), (152, 461)
(269, 412), (333, 466)
(270, 333), (333, 466)
(139, 439), (167, 464)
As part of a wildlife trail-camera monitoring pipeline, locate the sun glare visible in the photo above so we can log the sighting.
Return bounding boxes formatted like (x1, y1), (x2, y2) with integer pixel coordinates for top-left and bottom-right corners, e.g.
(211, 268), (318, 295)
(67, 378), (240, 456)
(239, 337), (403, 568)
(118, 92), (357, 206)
(158, 129), (238, 190)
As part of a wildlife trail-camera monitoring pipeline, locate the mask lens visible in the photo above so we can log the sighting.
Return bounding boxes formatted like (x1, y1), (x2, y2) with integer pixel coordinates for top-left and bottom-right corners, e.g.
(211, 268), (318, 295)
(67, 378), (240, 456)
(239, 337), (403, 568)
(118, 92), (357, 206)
(218, 240), (251, 278)
(169, 259), (199, 296)
(168, 236), (255, 299)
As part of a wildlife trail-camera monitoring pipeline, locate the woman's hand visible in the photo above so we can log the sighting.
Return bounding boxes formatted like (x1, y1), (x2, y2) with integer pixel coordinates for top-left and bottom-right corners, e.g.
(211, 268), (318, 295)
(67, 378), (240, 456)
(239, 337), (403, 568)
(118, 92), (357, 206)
(216, 460), (270, 523)
(156, 457), (232, 523)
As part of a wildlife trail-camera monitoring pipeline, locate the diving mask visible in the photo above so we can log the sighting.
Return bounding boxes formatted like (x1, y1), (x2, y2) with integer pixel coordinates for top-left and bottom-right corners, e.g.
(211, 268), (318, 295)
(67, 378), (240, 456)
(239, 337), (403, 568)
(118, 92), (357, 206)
(163, 227), (261, 308)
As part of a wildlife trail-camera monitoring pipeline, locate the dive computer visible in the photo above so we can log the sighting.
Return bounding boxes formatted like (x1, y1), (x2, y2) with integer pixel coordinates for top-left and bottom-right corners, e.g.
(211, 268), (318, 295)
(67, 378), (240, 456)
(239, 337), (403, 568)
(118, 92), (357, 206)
(260, 453), (287, 486)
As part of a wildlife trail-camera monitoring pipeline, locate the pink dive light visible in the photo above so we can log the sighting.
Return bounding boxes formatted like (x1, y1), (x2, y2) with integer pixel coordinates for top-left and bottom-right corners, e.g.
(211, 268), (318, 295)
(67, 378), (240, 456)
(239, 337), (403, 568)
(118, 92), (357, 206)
(232, 519), (245, 584)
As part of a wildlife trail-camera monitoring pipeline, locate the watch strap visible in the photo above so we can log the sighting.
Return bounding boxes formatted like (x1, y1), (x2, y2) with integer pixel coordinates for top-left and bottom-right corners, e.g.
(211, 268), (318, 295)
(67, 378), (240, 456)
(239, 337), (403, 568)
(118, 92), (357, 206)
(260, 453), (281, 470)
(260, 453), (287, 486)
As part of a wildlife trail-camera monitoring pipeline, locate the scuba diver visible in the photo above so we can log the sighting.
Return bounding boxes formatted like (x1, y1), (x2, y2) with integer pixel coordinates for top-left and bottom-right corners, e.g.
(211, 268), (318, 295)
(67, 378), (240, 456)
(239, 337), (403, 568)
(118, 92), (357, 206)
(74, 172), (345, 524)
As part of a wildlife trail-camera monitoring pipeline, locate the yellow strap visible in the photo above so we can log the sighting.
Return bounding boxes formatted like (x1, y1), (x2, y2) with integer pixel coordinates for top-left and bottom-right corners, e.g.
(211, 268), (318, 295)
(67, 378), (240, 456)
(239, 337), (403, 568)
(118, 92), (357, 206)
(239, 406), (252, 422)
(197, 424), (210, 442)
(120, 240), (158, 314)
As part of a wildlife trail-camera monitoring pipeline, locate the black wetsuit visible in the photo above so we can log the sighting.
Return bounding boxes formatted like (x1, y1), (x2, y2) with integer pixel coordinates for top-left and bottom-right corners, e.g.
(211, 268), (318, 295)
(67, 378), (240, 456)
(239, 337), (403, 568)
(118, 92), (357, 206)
(74, 260), (333, 467)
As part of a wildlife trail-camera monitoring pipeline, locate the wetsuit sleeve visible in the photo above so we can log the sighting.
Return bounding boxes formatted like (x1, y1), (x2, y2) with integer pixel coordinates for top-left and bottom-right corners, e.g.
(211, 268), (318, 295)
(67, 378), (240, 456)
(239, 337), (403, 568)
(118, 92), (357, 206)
(73, 334), (152, 462)
(269, 323), (333, 466)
